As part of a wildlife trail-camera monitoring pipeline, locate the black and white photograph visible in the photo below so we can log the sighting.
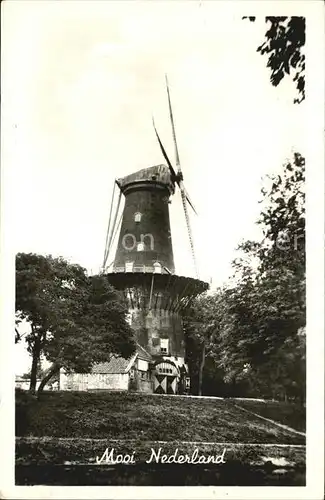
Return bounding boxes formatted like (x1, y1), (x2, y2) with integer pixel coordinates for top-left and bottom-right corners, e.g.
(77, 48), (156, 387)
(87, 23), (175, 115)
(1, 0), (324, 498)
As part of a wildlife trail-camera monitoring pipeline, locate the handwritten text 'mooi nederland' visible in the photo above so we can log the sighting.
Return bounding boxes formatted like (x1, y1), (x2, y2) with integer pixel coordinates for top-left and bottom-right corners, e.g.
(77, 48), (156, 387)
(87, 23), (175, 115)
(96, 447), (227, 465)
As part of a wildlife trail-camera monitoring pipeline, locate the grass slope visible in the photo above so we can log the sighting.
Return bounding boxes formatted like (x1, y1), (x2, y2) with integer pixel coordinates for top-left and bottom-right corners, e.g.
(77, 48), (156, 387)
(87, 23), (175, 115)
(16, 391), (305, 444)
(16, 392), (305, 485)
(230, 399), (305, 433)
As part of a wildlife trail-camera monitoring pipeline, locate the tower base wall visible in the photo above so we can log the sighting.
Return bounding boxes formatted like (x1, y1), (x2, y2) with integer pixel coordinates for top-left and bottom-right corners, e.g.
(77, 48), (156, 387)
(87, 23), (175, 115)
(129, 308), (184, 359)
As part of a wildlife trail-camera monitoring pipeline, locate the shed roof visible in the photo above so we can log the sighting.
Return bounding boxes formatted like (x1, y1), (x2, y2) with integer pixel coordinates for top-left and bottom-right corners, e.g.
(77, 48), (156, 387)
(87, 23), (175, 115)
(91, 344), (152, 374)
(91, 355), (133, 374)
(136, 344), (152, 362)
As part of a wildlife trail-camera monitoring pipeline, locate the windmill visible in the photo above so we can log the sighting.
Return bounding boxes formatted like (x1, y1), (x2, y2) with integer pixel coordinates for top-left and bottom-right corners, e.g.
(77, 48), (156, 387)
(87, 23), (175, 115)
(102, 78), (209, 395)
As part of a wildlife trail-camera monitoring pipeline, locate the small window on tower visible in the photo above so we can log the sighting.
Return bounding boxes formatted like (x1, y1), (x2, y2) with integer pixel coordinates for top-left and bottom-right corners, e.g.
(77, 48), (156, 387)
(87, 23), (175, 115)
(153, 262), (162, 274)
(160, 338), (169, 355)
(125, 262), (134, 273)
(134, 212), (142, 223)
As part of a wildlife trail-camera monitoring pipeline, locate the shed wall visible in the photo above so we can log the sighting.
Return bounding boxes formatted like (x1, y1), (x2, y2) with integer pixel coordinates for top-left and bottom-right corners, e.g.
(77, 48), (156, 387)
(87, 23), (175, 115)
(60, 372), (129, 391)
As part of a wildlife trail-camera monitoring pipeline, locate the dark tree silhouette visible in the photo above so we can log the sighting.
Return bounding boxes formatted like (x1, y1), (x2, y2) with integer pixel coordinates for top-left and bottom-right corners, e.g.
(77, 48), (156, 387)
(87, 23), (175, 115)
(244, 16), (305, 103)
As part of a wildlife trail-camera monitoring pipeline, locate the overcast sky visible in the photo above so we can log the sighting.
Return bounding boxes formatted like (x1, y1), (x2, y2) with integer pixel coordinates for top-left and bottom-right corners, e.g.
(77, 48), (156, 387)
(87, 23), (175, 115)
(3, 1), (307, 374)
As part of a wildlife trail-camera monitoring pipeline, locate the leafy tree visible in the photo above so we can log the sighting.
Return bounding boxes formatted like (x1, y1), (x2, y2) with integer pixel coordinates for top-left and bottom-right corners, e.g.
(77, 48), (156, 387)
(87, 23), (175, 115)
(215, 265), (305, 400)
(16, 253), (136, 393)
(216, 153), (305, 400)
(257, 152), (305, 277)
(39, 273), (137, 393)
(183, 292), (225, 395)
(183, 299), (206, 396)
(244, 17), (305, 103)
(184, 153), (305, 401)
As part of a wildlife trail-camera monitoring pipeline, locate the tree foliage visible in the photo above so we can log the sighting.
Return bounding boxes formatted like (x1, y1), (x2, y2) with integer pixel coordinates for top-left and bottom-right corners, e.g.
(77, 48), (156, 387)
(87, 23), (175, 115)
(183, 294), (223, 395)
(228, 153), (305, 400)
(183, 153), (305, 401)
(244, 16), (305, 103)
(16, 253), (136, 393)
(257, 152), (305, 277)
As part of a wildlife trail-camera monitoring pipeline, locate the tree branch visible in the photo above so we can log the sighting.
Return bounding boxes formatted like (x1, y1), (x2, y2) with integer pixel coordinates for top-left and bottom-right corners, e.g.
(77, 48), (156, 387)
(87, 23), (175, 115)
(37, 362), (61, 396)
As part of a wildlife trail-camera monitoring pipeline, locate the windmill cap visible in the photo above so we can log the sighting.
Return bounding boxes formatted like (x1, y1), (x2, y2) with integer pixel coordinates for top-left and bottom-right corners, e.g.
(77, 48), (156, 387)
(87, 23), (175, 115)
(116, 164), (175, 195)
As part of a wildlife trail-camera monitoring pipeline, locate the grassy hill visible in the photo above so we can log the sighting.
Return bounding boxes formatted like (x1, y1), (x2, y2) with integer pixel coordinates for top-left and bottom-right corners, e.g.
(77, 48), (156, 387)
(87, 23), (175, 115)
(16, 391), (305, 485)
(16, 390), (304, 443)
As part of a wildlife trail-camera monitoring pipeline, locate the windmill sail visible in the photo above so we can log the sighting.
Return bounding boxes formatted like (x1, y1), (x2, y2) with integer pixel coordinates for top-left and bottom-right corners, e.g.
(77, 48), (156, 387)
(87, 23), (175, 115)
(164, 75), (199, 278)
(103, 181), (123, 270)
(152, 117), (177, 180)
(165, 74), (181, 170)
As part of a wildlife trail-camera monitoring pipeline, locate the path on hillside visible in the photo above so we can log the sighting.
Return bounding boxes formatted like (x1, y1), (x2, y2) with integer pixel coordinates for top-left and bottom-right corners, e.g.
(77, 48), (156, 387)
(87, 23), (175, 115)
(233, 404), (306, 437)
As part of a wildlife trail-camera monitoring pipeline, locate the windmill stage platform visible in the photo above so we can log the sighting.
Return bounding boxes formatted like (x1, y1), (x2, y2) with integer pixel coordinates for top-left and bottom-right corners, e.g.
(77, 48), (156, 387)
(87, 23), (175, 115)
(105, 271), (208, 313)
(105, 269), (208, 362)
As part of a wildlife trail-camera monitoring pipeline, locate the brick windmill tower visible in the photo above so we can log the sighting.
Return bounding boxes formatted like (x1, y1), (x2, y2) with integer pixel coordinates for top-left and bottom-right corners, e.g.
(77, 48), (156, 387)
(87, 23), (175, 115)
(103, 77), (209, 394)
